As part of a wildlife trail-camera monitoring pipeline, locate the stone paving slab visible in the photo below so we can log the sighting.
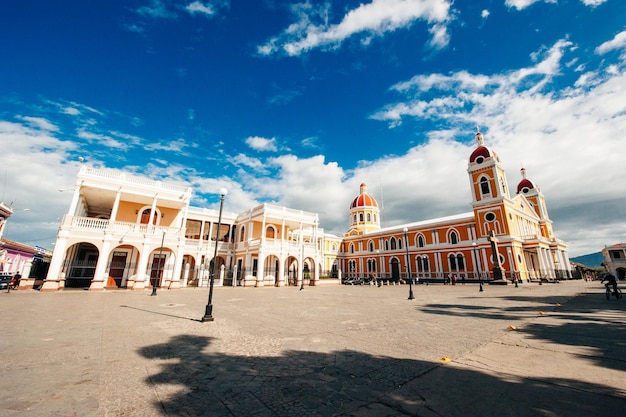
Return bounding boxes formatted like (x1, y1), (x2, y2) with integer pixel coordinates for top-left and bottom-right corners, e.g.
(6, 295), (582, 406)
(0, 280), (624, 416)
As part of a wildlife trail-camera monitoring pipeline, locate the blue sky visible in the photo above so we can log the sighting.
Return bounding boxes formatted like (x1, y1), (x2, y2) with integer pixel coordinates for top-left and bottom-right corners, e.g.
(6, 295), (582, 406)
(1, 0), (625, 257)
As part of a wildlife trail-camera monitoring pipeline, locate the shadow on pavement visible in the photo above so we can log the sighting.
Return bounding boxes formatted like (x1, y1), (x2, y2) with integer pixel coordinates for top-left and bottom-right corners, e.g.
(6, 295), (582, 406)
(420, 289), (626, 375)
(138, 333), (626, 416)
(120, 304), (203, 322)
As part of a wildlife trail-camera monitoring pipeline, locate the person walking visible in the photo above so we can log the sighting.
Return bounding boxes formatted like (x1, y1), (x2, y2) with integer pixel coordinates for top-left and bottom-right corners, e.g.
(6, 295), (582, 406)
(10, 272), (21, 291)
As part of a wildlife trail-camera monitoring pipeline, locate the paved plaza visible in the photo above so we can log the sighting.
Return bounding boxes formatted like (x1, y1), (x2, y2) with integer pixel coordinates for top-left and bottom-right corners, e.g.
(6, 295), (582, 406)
(1, 280), (625, 416)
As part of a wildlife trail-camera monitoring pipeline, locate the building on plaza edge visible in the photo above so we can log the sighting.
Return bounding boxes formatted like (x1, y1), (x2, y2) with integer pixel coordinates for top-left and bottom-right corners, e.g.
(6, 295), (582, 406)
(43, 132), (571, 291)
(602, 243), (626, 280)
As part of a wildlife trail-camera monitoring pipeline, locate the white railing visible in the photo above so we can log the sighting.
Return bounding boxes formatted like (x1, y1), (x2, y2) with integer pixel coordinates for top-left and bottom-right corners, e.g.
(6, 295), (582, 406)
(80, 166), (189, 194)
(64, 215), (180, 238)
(71, 217), (109, 230)
(235, 238), (316, 253)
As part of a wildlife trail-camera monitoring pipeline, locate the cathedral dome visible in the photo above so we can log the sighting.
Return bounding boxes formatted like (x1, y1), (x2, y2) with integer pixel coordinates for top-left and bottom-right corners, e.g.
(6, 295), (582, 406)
(516, 167), (537, 194)
(469, 132), (497, 163)
(350, 183), (378, 209)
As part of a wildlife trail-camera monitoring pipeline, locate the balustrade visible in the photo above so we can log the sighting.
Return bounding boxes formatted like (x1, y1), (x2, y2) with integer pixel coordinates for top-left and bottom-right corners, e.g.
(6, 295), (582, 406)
(64, 215), (179, 239)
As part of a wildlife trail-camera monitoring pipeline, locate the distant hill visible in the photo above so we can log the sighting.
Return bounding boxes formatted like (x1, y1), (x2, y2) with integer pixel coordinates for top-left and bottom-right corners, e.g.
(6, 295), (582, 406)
(570, 252), (604, 269)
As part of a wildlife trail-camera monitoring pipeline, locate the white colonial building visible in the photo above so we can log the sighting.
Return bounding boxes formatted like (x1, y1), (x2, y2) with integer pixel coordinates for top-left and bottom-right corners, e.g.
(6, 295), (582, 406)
(43, 166), (337, 291)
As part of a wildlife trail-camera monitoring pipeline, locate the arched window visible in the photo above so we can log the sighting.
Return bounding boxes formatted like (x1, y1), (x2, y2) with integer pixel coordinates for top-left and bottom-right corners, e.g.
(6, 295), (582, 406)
(416, 255), (430, 272)
(367, 213), (371, 222)
(448, 254), (465, 271)
(367, 259), (377, 273)
(418, 235), (425, 248)
(353, 214), (357, 223)
(398, 238), (403, 250)
(240, 226), (245, 242)
(348, 260), (356, 274)
(480, 177), (490, 196)
(140, 208), (158, 225)
(359, 213), (364, 222)
(456, 254), (465, 270)
(449, 254), (457, 269)
(385, 240), (389, 251)
(421, 256), (430, 271)
(265, 226), (275, 239)
(390, 237), (397, 250)
(449, 231), (458, 244)
(350, 244), (355, 254)
(368, 241), (374, 252)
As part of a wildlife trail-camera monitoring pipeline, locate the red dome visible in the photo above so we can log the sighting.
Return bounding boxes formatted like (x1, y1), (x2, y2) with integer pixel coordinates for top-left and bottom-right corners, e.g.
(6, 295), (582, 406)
(350, 194), (378, 209)
(469, 146), (493, 163)
(516, 179), (535, 194)
(350, 182), (378, 208)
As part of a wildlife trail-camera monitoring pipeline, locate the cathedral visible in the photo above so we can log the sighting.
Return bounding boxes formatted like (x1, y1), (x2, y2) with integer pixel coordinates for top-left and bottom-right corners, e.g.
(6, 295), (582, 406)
(336, 132), (570, 284)
(38, 132), (569, 291)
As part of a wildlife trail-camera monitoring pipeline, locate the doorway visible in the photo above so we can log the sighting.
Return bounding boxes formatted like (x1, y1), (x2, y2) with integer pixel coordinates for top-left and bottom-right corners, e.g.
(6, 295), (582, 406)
(109, 252), (127, 288)
(391, 259), (400, 282)
(150, 254), (166, 288)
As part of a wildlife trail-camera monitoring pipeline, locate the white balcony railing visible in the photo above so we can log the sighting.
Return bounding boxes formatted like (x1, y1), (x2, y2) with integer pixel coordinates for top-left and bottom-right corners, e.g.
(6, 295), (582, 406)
(80, 166), (189, 194)
(63, 215), (180, 239)
(234, 238), (317, 253)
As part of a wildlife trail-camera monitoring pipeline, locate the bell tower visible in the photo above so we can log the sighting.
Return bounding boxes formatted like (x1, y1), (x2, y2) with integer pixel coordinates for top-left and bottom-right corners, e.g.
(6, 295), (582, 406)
(516, 167), (554, 240)
(468, 131), (510, 205)
(467, 132), (512, 238)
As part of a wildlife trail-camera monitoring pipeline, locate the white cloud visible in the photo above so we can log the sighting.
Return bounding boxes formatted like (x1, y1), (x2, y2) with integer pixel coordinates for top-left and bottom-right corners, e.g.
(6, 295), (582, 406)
(0, 121), (80, 246)
(372, 40), (572, 125)
(506, 0), (605, 11)
(135, 0), (177, 19)
(258, 0), (452, 56)
(77, 129), (129, 150)
(581, 0), (608, 6)
(62, 107), (80, 116)
(16, 116), (59, 132)
(505, 0), (556, 11)
(144, 138), (191, 153)
(595, 30), (626, 59)
(300, 136), (319, 148)
(245, 136), (278, 152)
(264, 154), (348, 221)
(186, 1), (215, 16)
(185, 1), (229, 17)
(232, 153), (265, 170)
(135, 0), (228, 20)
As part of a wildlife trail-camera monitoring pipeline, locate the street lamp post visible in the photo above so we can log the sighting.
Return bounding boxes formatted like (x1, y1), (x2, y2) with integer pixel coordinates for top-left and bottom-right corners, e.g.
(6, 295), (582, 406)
(473, 242), (483, 292)
(376, 250), (382, 287)
(403, 227), (415, 300)
(151, 231), (166, 296)
(299, 233), (305, 291)
(202, 188), (228, 322)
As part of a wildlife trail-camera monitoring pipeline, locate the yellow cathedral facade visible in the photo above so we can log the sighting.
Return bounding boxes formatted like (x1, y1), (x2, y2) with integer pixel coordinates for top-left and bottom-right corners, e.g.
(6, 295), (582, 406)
(35, 132), (569, 292)
(336, 132), (570, 284)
